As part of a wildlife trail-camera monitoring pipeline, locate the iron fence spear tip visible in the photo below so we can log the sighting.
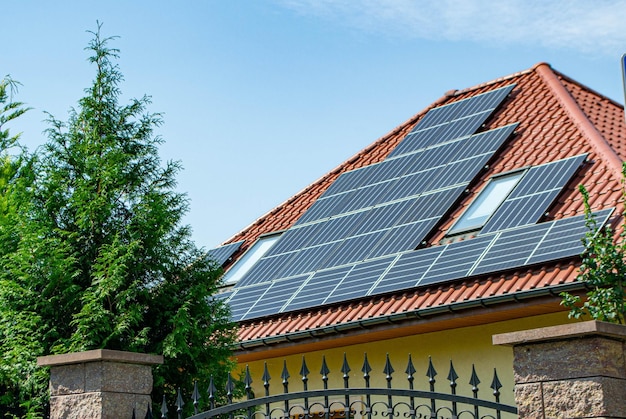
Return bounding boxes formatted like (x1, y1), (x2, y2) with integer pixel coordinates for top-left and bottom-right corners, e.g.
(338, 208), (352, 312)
(245, 365), (253, 389)
(320, 355), (330, 379)
(383, 353), (395, 378)
(281, 360), (290, 383)
(405, 354), (416, 379)
(160, 394), (168, 418)
(490, 368), (503, 396)
(262, 362), (271, 386)
(300, 356), (310, 379)
(176, 387), (184, 410)
(145, 403), (154, 419)
(341, 353), (351, 376)
(447, 360), (459, 386)
(469, 364), (481, 394)
(193, 380), (200, 403)
(361, 353), (372, 376)
(426, 357), (437, 382)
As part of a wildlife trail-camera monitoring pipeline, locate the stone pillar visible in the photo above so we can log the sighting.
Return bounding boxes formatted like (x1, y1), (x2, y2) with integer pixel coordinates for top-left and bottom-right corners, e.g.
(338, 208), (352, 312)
(493, 321), (626, 419)
(37, 349), (163, 419)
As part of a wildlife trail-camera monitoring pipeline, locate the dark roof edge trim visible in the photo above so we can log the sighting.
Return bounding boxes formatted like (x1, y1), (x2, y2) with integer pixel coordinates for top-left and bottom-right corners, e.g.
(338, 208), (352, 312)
(234, 282), (585, 351)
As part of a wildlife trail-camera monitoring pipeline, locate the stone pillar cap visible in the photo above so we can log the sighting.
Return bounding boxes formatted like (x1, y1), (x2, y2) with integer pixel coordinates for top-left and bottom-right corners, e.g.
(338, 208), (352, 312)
(37, 349), (163, 367)
(493, 320), (626, 346)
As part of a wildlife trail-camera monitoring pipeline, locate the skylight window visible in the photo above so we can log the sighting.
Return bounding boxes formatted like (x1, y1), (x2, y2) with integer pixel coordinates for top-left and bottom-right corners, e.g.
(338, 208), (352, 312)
(448, 171), (523, 235)
(222, 233), (281, 285)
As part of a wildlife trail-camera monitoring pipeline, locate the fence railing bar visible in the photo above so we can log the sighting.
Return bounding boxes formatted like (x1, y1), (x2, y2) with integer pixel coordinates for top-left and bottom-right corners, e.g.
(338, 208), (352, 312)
(186, 387), (517, 419)
(383, 354), (394, 417)
(405, 354), (416, 419)
(426, 357), (437, 419)
(170, 354), (516, 419)
(469, 364), (480, 419)
(447, 360), (459, 419)
(263, 362), (271, 418)
(301, 357), (310, 419)
(281, 360), (290, 418)
(341, 354), (351, 419)
(361, 354), (372, 419)
(490, 368), (503, 419)
(320, 356), (330, 419)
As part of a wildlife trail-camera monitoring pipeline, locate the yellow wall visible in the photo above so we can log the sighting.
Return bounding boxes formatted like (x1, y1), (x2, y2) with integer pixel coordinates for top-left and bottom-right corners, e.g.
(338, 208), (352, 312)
(237, 311), (574, 407)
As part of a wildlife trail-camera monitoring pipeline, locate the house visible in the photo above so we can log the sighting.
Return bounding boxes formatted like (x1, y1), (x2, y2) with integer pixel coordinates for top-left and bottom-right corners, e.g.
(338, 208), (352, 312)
(207, 63), (625, 406)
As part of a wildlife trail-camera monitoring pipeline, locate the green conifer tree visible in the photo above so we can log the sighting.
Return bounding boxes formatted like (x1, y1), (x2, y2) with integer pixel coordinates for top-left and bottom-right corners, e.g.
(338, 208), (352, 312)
(0, 25), (236, 417)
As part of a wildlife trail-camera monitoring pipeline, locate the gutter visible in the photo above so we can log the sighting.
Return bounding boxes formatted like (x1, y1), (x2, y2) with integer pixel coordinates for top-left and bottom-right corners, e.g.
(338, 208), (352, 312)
(235, 282), (587, 351)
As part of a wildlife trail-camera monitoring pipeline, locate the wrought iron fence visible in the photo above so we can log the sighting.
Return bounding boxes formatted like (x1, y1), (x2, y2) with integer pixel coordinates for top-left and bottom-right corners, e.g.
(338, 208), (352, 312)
(157, 353), (517, 419)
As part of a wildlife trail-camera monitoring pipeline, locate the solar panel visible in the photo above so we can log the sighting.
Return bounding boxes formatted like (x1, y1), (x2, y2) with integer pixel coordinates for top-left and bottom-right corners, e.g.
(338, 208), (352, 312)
(350, 199), (417, 236)
(361, 152), (424, 188)
(527, 208), (613, 265)
(236, 252), (295, 287)
(295, 190), (356, 224)
(278, 242), (340, 278)
(415, 85), (515, 130)
(451, 124), (518, 159)
(206, 240), (244, 266)
(419, 235), (494, 286)
(265, 223), (323, 256)
(481, 154), (587, 234)
(389, 85), (515, 158)
(371, 247), (444, 295)
(239, 276), (308, 321)
(282, 266), (353, 312)
(339, 181), (397, 214)
(470, 223), (549, 275)
(389, 112), (489, 158)
(227, 282), (273, 321)
(324, 256), (396, 304)
(212, 290), (233, 302)
(320, 167), (372, 198)
(366, 221), (435, 259)
(319, 230), (388, 268)
(471, 209), (614, 275)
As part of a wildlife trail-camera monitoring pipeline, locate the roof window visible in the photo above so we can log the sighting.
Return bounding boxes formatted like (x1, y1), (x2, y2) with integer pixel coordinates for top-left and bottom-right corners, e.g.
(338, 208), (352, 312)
(222, 233), (281, 285)
(448, 171), (523, 235)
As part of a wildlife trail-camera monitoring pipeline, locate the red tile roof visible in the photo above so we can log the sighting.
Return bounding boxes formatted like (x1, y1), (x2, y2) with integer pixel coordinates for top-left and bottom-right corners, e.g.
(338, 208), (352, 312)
(223, 63), (626, 351)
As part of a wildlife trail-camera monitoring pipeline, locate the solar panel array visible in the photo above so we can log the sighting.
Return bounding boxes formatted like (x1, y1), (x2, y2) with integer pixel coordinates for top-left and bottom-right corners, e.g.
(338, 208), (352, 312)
(236, 126), (515, 287)
(225, 209), (612, 320)
(206, 240), (244, 266)
(222, 83), (603, 321)
(388, 85), (515, 158)
(236, 86), (517, 289)
(480, 154), (587, 234)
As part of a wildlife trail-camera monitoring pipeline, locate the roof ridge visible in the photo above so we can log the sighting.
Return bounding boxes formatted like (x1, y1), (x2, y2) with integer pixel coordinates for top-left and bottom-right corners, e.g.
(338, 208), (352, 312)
(550, 65), (625, 109)
(448, 67), (535, 97)
(534, 62), (624, 181)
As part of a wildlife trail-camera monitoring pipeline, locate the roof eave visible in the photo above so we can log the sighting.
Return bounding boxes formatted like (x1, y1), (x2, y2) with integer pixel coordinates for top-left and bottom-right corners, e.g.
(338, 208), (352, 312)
(234, 281), (587, 356)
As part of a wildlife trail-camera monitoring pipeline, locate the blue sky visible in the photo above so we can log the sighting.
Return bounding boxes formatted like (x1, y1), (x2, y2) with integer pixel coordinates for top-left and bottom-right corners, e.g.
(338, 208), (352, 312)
(4, 1), (626, 249)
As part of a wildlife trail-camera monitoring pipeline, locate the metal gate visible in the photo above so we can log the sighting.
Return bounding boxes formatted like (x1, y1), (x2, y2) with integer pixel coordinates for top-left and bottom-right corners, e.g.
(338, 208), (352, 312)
(159, 353), (517, 419)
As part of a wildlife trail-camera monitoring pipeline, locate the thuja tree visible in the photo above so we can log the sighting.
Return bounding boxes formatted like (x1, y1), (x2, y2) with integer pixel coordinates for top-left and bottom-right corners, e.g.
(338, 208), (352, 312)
(0, 26), (236, 417)
(0, 76), (42, 417)
(561, 168), (626, 324)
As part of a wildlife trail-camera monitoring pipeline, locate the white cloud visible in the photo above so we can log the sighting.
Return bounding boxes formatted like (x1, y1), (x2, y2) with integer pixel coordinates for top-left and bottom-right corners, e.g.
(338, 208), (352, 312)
(277, 0), (626, 56)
